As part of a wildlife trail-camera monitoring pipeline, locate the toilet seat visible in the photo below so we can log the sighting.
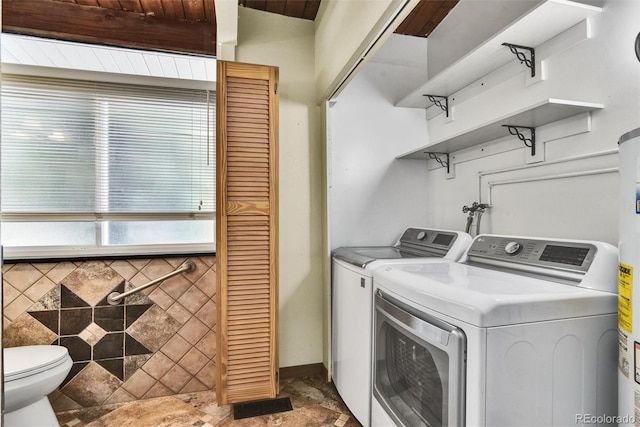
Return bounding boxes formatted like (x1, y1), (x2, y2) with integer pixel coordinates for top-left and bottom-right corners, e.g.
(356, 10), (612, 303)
(4, 345), (70, 381)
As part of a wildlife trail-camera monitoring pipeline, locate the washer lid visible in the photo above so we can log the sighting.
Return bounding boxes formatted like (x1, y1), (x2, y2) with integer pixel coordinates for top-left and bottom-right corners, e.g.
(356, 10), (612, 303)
(374, 262), (617, 327)
(4, 345), (69, 381)
(333, 246), (422, 268)
(332, 228), (472, 268)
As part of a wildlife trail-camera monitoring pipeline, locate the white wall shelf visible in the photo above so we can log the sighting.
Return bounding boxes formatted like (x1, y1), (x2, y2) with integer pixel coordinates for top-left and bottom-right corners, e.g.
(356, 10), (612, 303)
(398, 98), (603, 158)
(396, 0), (602, 108)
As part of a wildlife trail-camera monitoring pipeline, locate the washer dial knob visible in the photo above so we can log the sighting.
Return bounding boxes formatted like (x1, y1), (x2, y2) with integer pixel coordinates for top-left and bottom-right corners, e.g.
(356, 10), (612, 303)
(504, 241), (522, 255)
(417, 231), (427, 241)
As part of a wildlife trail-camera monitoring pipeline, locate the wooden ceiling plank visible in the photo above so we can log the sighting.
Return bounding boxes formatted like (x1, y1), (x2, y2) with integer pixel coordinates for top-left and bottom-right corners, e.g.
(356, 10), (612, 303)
(396, 0), (459, 37)
(417, 0), (459, 37)
(75, 0), (100, 5)
(396, 0), (441, 36)
(302, 0), (320, 20)
(183, 0), (206, 21)
(283, 0), (305, 19)
(162, 0), (186, 19)
(117, 0), (144, 12)
(96, 0), (122, 9)
(140, 0), (165, 16)
(3, 0), (216, 55)
(265, 0), (286, 15)
(244, 0), (266, 11)
(203, 0), (215, 22)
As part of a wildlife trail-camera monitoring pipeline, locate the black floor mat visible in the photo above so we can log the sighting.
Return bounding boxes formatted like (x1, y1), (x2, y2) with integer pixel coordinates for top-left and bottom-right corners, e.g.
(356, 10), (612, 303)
(233, 397), (293, 419)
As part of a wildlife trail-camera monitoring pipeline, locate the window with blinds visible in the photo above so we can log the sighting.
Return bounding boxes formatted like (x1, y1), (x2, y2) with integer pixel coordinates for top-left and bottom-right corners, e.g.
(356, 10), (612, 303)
(1, 74), (216, 259)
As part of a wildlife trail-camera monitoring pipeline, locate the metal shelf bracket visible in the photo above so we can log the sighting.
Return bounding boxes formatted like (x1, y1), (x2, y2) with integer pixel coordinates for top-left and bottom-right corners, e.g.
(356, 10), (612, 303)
(502, 125), (536, 156)
(426, 152), (450, 173)
(423, 95), (449, 117)
(502, 43), (535, 77)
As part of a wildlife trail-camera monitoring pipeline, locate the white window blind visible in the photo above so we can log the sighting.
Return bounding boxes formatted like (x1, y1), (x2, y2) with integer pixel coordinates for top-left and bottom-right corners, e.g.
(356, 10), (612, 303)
(1, 74), (216, 258)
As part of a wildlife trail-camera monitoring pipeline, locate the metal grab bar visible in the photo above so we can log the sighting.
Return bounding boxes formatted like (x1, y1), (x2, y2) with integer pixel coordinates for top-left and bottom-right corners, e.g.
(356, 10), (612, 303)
(107, 260), (196, 305)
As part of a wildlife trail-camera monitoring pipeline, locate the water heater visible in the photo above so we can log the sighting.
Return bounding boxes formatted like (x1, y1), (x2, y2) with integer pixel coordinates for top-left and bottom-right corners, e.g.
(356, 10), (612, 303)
(618, 127), (640, 425)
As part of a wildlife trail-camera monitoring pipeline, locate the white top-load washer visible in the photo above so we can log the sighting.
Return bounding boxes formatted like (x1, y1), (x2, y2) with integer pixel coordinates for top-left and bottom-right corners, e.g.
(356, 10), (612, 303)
(332, 228), (472, 426)
(371, 234), (619, 427)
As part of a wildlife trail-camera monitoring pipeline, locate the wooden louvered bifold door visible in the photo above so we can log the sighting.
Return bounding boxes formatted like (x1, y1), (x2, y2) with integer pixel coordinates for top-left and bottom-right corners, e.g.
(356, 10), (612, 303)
(216, 61), (279, 405)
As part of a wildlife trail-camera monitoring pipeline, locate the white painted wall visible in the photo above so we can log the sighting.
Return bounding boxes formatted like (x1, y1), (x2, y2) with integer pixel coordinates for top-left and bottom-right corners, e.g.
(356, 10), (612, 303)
(235, 7), (324, 368)
(314, 0), (419, 102)
(421, 0), (639, 246)
(328, 61), (430, 249)
(330, 0), (640, 251)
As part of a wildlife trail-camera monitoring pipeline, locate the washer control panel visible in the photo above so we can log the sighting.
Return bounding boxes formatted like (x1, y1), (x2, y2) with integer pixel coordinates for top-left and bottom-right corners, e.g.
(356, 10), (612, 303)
(398, 228), (459, 254)
(467, 235), (596, 273)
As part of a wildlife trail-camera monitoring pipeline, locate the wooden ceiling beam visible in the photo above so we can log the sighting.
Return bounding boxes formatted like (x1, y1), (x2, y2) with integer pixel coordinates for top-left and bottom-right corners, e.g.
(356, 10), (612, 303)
(2, 0), (216, 56)
(417, 1), (458, 37)
(301, 0), (320, 21)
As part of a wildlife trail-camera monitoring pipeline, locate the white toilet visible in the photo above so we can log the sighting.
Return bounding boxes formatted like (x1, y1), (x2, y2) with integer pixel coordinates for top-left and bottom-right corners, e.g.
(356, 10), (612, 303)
(3, 345), (73, 427)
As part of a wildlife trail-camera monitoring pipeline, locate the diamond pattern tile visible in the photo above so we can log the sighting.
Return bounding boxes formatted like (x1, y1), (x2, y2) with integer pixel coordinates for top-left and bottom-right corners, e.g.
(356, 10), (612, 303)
(97, 358), (124, 381)
(95, 305), (125, 331)
(122, 369), (156, 399)
(125, 304), (153, 328)
(161, 334), (192, 362)
(61, 362), (122, 407)
(109, 260), (139, 281)
(5, 295), (34, 321)
(125, 334), (152, 356)
(178, 317), (209, 345)
(3, 255), (217, 409)
(126, 305), (181, 352)
(195, 300), (216, 328)
(179, 347), (209, 376)
(30, 284), (61, 311)
(79, 322), (108, 346)
(31, 310), (60, 335)
(195, 331), (216, 359)
(167, 302), (192, 325)
(23, 276), (56, 303)
(3, 281), (20, 307)
(144, 382), (174, 399)
(194, 268), (216, 298)
(60, 308), (92, 335)
(44, 262), (77, 284)
(180, 377), (209, 393)
(160, 364), (192, 393)
(183, 258), (208, 284)
(124, 354), (152, 381)
(4, 264), (44, 292)
(62, 261), (125, 306)
(32, 262), (57, 275)
(142, 352), (175, 380)
(61, 336), (92, 362)
(148, 287), (175, 310)
(3, 313), (57, 347)
(177, 286), (208, 314)
(141, 259), (175, 283)
(61, 285), (90, 309)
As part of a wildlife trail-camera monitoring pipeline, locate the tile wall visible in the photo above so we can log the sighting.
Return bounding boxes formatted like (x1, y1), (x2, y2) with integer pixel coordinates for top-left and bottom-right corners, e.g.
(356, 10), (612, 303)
(2, 255), (217, 410)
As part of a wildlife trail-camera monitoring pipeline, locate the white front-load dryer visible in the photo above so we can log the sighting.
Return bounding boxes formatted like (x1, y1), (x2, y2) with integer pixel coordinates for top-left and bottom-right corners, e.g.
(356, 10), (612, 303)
(371, 234), (619, 427)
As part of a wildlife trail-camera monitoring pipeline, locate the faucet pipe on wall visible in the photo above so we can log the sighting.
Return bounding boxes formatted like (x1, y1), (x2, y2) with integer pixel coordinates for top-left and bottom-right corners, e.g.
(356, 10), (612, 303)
(462, 202), (490, 236)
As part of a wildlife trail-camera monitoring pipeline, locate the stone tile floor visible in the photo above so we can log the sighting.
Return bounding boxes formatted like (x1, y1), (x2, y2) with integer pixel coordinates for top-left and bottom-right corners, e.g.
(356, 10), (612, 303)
(55, 375), (363, 427)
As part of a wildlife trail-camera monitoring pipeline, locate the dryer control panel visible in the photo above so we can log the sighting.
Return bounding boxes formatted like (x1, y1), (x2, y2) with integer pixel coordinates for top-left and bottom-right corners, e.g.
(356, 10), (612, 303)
(467, 235), (596, 274)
